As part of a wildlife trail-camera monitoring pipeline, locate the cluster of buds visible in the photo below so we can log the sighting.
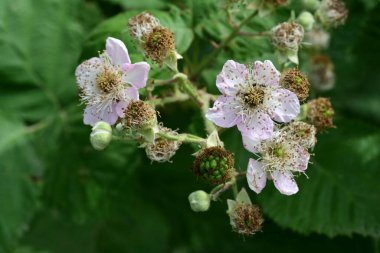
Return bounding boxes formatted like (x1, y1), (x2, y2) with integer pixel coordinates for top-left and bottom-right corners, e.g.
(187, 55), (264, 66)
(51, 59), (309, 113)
(128, 12), (181, 71)
(271, 21), (304, 64)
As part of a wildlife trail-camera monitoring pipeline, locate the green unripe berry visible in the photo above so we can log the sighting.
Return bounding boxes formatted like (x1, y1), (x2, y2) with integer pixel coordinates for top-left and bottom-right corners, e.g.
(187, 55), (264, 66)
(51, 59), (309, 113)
(297, 11), (315, 31)
(188, 190), (210, 212)
(90, 121), (112, 150)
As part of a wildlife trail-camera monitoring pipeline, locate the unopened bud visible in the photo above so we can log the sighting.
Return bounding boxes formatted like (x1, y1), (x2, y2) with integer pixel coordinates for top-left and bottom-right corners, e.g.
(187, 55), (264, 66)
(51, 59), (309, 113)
(309, 55), (335, 91)
(302, 0), (320, 11)
(192, 147), (235, 185)
(316, 0), (348, 28)
(145, 127), (181, 163)
(188, 190), (211, 212)
(306, 97), (335, 131)
(297, 11), (315, 31)
(280, 68), (310, 102)
(90, 121), (112, 150)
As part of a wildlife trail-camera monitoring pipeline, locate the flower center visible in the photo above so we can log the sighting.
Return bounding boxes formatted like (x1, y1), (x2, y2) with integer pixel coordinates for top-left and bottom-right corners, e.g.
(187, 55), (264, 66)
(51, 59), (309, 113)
(241, 86), (265, 109)
(96, 68), (122, 93)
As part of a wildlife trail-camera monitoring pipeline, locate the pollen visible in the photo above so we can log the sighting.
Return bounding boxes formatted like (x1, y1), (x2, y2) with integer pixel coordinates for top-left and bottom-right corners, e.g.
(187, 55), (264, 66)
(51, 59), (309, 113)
(242, 86), (265, 108)
(96, 68), (122, 93)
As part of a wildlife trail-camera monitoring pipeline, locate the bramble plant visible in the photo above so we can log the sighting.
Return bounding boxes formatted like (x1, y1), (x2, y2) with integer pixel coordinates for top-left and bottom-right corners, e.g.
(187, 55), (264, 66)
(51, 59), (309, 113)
(75, 0), (347, 235)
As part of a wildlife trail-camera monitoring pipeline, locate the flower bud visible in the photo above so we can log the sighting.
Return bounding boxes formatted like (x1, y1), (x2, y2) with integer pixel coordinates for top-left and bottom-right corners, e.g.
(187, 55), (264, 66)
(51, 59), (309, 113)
(188, 190), (211, 212)
(192, 147), (235, 185)
(271, 22), (304, 64)
(90, 121), (112, 150)
(145, 127), (181, 163)
(305, 27), (330, 49)
(306, 97), (335, 131)
(302, 0), (320, 11)
(309, 55), (335, 91)
(316, 0), (348, 28)
(280, 68), (310, 102)
(229, 203), (264, 236)
(283, 121), (317, 149)
(297, 11), (315, 31)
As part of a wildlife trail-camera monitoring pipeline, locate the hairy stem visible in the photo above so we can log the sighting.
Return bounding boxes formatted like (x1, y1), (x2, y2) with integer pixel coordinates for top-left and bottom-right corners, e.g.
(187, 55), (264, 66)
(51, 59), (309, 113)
(174, 73), (203, 106)
(158, 131), (206, 144)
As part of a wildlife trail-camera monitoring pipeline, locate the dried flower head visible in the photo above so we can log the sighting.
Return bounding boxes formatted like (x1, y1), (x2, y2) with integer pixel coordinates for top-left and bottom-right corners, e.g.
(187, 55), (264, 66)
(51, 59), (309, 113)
(144, 27), (176, 65)
(122, 100), (157, 130)
(230, 203), (264, 236)
(307, 97), (335, 131)
(283, 121), (317, 149)
(309, 55), (335, 91)
(207, 60), (300, 142)
(145, 127), (181, 163)
(316, 0), (348, 28)
(75, 37), (150, 126)
(280, 69), (310, 102)
(192, 146), (235, 185)
(305, 27), (330, 49)
(128, 12), (161, 43)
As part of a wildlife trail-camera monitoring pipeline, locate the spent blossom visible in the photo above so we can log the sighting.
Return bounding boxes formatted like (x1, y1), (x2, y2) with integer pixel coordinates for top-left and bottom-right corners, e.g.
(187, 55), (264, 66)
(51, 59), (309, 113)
(75, 37), (150, 126)
(206, 60), (300, 141)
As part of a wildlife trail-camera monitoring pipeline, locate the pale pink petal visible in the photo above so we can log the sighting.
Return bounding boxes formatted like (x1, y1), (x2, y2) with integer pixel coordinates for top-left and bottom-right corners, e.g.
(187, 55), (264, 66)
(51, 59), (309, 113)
(294, 146), (310, 171)
(206, 96), (241, 128)
(271, 170), (299, 195)
(242, 134), (261, 153)
(106, 37), (131, 67)
(122, 62), (150, 89)
(265, 88), (300, 122)
(216, 60), (248, 96)
(115, 101), (129, 118)
(124, 86), (139, 101)
(247, 158), (267, 194)
(75, 57), (102, 89)
(83, 104), (119, 126)
(237, 111), (274, 140)
(252, 60), (280, 87)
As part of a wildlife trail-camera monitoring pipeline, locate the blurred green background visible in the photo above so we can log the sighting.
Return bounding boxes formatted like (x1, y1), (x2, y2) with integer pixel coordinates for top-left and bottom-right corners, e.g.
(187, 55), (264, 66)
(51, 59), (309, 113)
(0, 0), (380, 252)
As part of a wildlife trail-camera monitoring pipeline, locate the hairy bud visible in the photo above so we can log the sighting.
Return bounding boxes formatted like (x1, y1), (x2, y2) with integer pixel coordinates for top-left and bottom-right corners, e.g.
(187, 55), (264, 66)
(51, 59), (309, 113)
(280, 68), (310, 102)
(297, 11), (315, 31)
(145, 127), (180, 163)
(306, 97), (335, 131)
(316, 0), (348, 28)
(309, 55), (335, 91)
(188, 190), (211, 212)
(90, 121), (112, 150)
(192, 147), (235, 185)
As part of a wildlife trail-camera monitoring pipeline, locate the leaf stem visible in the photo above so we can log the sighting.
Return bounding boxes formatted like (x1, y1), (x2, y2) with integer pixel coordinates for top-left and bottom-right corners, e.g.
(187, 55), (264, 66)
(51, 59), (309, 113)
(157, 131), (206, 144)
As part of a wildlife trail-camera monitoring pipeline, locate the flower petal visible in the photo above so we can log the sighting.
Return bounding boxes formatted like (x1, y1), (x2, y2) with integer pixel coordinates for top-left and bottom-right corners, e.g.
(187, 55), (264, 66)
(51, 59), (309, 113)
(252, 60), (280, 87)
(122, 62), (150, 89)
(124, 86), (139, 101)
(242, 134), (261, 153)
(75, 57), (102, 89)
(216, 60), (248, 96)
(237, 111), (274, 140)
(271, 170), (299, 195)
(83, 104), (120, 126)
(266, 88), (300, 122)
(294, 145), (310, 171)
(247, 158), (267, 194)
(106, 37), (131, 67)
(206, 96), (241, 128)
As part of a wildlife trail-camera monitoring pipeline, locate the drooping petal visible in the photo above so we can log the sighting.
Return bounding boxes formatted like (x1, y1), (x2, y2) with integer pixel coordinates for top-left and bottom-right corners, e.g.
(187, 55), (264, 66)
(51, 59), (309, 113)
(122, 62), (150, 88)
(242, 134), (261, 153)
(252, 60), (280, 87)
(237, 111), (274, 140)
(216, 60), (248, 96)
(83, 104), (120, 126)
(206, 95), (241, 128)
(271, 170), (299, 195)
(265, 88), (300, 122)
(75, 57), (102, 89)
(106, 37), (131, 67)
(247, 158), (267, 194)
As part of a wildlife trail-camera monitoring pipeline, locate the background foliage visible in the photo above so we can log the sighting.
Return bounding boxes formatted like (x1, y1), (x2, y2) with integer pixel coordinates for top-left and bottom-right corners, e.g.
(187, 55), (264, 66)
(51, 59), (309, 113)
(0, 0), (379, 252)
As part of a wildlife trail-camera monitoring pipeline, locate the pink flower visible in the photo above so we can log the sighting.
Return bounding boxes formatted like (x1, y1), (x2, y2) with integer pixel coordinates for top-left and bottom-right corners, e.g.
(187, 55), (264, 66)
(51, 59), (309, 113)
(206, 60), (300, 141)
(75, 37), (150, 126)
(244, 130), (310, 196)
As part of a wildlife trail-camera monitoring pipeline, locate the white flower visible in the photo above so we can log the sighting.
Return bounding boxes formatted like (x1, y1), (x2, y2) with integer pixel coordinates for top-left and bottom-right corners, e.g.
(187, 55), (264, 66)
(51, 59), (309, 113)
(75, 37), (150, 126)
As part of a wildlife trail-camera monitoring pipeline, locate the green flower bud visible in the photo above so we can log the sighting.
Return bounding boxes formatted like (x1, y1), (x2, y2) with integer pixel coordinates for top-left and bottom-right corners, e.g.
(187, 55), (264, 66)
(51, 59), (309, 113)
(302, 0), (320, 11)
(90, 121), (112, 150)
(188, 190), (210, 212)
(192, 147), (235, 185)
(297, 11), (315, 31)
